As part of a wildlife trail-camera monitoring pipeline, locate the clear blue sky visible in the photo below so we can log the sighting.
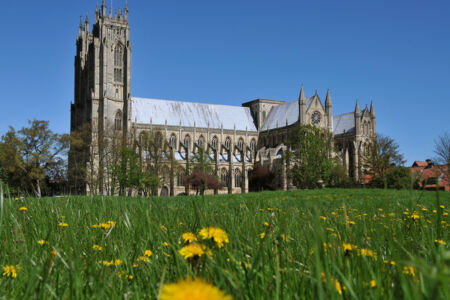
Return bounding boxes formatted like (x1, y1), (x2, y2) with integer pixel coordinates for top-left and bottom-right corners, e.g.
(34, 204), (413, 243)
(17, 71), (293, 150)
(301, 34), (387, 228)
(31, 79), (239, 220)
(0, 0), (449, 165)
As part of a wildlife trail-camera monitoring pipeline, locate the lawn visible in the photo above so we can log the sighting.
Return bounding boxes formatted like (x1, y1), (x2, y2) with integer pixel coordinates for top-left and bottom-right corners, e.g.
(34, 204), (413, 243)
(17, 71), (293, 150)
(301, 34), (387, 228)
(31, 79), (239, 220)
(1, 187), (449, 299)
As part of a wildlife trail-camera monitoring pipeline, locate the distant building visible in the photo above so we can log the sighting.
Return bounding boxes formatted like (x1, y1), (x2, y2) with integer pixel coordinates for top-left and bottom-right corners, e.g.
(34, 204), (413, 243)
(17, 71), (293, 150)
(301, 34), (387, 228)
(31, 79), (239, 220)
(411, 160), (450, 191)
(69, 1), (376, 195)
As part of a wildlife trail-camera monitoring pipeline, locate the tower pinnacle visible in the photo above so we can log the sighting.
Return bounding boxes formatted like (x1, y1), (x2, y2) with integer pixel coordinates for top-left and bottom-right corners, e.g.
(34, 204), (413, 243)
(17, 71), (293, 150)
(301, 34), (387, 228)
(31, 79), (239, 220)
(299, 84), (306, 101)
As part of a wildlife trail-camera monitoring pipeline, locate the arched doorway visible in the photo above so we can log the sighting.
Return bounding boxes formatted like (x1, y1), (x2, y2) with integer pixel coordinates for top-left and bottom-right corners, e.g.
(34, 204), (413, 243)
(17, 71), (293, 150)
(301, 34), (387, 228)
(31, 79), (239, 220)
(160, 186), (169, 197)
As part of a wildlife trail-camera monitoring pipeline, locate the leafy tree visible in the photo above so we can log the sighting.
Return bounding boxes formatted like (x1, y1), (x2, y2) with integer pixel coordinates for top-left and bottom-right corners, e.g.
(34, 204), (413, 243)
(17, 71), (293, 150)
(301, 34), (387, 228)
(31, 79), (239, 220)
(362, 133), (405, 188)
(186, 148), (221, 195)
(0, 120), (69, 197)
(433, 131), (450, 167)
(248, 164), (274, 191)
(328, 157), (353, 188)
(111, 147), (142, 196)
(285, 124), (333, 189)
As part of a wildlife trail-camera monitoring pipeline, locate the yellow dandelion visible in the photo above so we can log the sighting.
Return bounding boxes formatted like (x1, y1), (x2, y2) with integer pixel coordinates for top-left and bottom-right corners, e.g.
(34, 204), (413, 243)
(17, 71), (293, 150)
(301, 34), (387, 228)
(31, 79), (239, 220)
(182, 232), (198, 243)
(19, 206), (27, 211)
(15, 197), (19, 201)
(2, 265), (19, 278)
(326, 227), (334, 232)
(92, 244), (103, 251)
(370, 280), (377, 288)
(199, 227), (229, 248)
(360, 248), (375, 257)
(320, 216), (327, 221)
(99, 259), (122, 267)
(259, 232), (266, 239)
(346, 220), (356, 226)
(263, 221), (269, 227)
(342, 243), (356, 253)
(331, 278), (342, 295)
(439, 205), (445, 209)
(435, 239), (446, 245)
(411, 213), (420, 220)
(281, 234), (291, 242)
(137, 256), (151, 263)
(58, 222), (68, 227)
(144, 249), (152, 257)
(403, 266), (416, 276)
(178, 243), (211, 260)
(160, 277), (232, 300)
(160, 225), (167, 231)
(163, 242), (169, 247)
(37, 240), (48, 245)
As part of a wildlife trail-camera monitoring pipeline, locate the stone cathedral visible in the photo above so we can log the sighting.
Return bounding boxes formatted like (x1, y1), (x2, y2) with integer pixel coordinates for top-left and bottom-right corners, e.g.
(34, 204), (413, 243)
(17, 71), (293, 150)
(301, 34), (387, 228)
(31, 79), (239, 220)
(69, 1), (376, 196)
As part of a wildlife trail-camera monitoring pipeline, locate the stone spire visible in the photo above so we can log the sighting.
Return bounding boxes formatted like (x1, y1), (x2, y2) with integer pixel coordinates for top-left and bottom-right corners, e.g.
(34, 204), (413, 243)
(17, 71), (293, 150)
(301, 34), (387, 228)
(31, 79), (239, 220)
(370, 100), (375, 117)
(325, 89), (332, 107)
(299, 84), (306, 125)
(125, 0), (129, 21)
(95, 4), (100, 22)
(102, 0), (107, 17)
(298, 84), (306, 101)
(355, 99), (361, 116)
(79, 16), (83, 35)
(84, 14), (89, 32)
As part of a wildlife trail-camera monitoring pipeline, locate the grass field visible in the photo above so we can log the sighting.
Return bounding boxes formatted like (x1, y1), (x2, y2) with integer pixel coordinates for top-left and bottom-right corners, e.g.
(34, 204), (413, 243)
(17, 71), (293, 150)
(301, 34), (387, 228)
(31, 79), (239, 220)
(1, 187), (449, 299)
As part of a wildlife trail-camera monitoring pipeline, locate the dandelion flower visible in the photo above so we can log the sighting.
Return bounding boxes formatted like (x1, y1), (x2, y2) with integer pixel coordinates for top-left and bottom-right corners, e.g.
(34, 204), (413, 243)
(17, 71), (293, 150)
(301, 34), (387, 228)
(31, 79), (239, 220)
(2, 265), (19, 278)
(160, 277), (232, 300)
(342, 243), (355, 253)
(199, 227), (229, 248)
(15, 197), (19, 201)
(263, 222), (269, 227)
(92, 244), (103, 251)
(435, 239), (446, 245)
(160, 225), (167, 231)
(137, 256), (151, 263)
(144, 249), (152, 257)
(320, 216), (327, 221)
(182, 232), (198, 243)
(58, 222), (68, 227)
(19, 206), (27, 211)
(37, 240), (48, 245)
(370, 280), (377, 288)
(259, 232), (266, 239)
(178, 243), (211, 260)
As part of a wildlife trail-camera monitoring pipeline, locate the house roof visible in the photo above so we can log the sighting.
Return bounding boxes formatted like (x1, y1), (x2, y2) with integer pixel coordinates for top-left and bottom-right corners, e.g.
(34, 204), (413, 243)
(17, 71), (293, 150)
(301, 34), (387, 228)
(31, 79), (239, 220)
(131, 97), (257, 132)
(412, 161), (429, 167)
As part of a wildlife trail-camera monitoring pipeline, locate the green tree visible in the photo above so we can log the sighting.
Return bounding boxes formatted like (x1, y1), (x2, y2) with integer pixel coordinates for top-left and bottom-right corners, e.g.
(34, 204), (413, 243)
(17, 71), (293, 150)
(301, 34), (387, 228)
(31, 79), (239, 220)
(362, 133), (405, 188)
(187, 148), (221, 195)
(286, 124), (333, 189)
(0, 120), (69, 197)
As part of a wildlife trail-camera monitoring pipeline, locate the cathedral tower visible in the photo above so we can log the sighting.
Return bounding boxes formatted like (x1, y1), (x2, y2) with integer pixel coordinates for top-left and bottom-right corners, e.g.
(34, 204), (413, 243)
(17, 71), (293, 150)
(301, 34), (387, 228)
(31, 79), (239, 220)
(70, 0), (131, 194)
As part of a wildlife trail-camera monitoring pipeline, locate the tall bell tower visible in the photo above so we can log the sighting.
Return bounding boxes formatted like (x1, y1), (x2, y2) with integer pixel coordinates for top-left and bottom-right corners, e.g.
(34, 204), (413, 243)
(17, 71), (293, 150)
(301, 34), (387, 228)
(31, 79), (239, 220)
(70, 0), (131, 194)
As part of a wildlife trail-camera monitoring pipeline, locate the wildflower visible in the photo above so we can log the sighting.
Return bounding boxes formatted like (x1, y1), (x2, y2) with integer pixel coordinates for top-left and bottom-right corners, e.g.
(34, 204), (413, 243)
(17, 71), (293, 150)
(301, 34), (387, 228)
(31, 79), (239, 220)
(331, 278), (342, 295)
(403, 266), (416, 276)
(342, 243), (356, 253)
(346, 220), (355, 226)
(326, 227), (334, 232)
(15, 197), (19, 201)
(144, 249), (152, 257)
(99, 259), (122, 267)
(179, 221), (184, 226)
(181, 232), (197, 244)
(370, 280), (377, 288)
(199, 227), (229, 248)
(439, 205), (445, 209)
(160, 277), (232, 300)
(160, 225), (167, 231)
(411, 213), (420, 220)
(92, 244), (103, 251)
(163, 252), (172, 257)
(178, 243), (211, 260)
(137, 256), (151, 263)
(163, 242), (169, 247)
(2, 265), (19, 278)
(19, 206), (27, 211)
(263, 221), (269, 227)
(360, 248), (375, 257)
(58, 222), (68, 227)
(37, 240), (48, 245)
(435, 239), (446, 245)
(320, 216), (327, 221)
(259, 232), (266, 239)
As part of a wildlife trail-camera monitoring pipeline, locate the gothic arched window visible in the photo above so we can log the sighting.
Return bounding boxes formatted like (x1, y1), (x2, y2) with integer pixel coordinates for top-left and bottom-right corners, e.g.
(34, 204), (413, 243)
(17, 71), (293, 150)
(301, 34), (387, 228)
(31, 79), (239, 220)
(114, 44), (123, 83)
(224, 137), (231, 151)
(221, 168), (229, 185)
(184, 135), (191, 150)
(169, 134), (177, 149)
(235, 169), (242, 188)
(237, 138), (244, 151)
(250, 139), (256, 152)
(197, 135), (205, 149)
(114, 110), (122, 130)
(211, 136), (218, 150)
